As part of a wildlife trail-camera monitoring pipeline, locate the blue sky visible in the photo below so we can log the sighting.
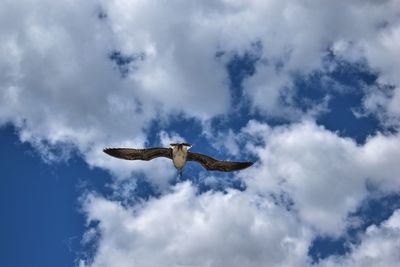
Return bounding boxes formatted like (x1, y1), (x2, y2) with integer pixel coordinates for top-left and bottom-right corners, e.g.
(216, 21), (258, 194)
(1, 1), (400, 267)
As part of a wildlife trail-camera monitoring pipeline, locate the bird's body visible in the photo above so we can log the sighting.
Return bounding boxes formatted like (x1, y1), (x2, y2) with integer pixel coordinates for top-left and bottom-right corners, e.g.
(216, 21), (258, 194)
(103, 143), (253, 173)
(171, 143), (191, 170)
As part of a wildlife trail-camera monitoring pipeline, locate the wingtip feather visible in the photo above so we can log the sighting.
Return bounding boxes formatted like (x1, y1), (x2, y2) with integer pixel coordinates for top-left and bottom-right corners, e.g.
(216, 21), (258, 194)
(103, 148), (117, 156)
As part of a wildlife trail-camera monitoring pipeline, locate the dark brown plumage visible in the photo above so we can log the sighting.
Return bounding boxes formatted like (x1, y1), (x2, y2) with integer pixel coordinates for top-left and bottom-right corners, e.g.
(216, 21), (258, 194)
(103, 144), (254, 172)
(187, 152), (253, 172)
(103, 148), (172, 160)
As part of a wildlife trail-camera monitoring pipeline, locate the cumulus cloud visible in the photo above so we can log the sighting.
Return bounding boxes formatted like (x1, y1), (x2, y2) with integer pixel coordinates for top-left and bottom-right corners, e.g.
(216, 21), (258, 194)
(1, 0), (400, 169)
(239, 120), (400, 235)
(1, 1), (400, 266)
(0, 0), (230, 179)
(219, 0), (400, 118)
(79, 182), (312, 267)
(318, 209), (400, 267)
(78, 119), (400, 266)
(0, 0), (147, 165)
(329, 2), (400, 125)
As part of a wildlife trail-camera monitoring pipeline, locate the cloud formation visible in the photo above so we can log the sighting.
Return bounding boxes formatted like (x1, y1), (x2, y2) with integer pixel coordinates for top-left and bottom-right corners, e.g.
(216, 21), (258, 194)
(80, 182), (312, 267)
(1, 1), (400, 267)
(240, 120), (400, 235)
(318, 210), (400, 267)
(2, 0), (400, 163)
(79, 119), (400, 267)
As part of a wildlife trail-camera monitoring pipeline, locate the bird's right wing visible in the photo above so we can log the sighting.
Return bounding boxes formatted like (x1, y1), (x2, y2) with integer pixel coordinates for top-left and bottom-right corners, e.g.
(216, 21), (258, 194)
(187, 152), (253, 172)
(103, 148), (172, 161)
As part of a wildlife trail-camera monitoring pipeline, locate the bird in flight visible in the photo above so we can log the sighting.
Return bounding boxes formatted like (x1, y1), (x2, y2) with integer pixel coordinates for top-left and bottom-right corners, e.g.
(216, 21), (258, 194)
(103, 143), (253, 174)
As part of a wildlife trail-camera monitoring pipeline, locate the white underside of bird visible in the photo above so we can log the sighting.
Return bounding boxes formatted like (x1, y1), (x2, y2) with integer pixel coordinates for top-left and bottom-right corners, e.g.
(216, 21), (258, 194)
(171, 144), (191, 170)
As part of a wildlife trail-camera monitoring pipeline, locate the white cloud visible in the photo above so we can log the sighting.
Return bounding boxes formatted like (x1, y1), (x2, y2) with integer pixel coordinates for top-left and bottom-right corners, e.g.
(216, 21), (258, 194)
(318, 209), (400, 267)
(97, 0), (232, 119)
(80, 182), (312, 267)
(205, 128), (241, 156)
(1, 0), (400, 171)
(330, 2), (400, 125)
(158, 131), (186, 147)
(79, 119), (400, 266)
(0, 0), (147, 158)
(96, 0), (400, 123)
(239, 120), (400, 235)
(1, 1), (400, 265)
(0, 0), (231, 177)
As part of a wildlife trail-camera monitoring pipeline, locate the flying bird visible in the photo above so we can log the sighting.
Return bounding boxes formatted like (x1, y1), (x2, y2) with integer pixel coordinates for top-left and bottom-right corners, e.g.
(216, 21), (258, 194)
(103, 143), (253, 174)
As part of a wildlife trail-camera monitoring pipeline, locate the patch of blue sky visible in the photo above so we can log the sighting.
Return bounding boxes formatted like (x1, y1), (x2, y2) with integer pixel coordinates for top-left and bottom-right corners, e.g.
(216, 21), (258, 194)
(209, 50), (289, 134)
(348, 192), (400, 235)
(313, 60), (381, 143)
(0, 126), (110, 267)
(223, 48), (385, 143)
(309, 236), (349, 264)
(308, 192), (400, 263)
(144, 115), (203, 147)
(109, 50), (145, 78)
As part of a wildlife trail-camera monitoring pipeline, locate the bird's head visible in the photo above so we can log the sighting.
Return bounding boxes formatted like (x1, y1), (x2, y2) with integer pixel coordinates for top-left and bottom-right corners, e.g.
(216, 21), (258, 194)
(170, 143), (192, 151)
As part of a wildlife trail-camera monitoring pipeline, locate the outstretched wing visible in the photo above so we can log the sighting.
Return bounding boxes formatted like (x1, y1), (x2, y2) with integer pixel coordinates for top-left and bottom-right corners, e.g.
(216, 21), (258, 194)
(187, 152), (253, 172)
(103, 148), (172, 161)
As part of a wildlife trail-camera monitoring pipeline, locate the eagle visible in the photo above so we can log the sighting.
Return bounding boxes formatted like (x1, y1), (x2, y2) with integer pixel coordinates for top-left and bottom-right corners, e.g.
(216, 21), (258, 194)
(103, 143), (254, 173)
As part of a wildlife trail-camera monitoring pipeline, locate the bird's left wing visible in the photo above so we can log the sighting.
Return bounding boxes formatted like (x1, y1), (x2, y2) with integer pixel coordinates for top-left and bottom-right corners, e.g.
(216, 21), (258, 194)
(103, 148), (172, 161)
(187, 152), (253, 172)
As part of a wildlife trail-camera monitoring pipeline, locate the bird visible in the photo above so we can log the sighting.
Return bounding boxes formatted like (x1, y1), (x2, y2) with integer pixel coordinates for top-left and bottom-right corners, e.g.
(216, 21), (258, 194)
(103, 143), (254, 175)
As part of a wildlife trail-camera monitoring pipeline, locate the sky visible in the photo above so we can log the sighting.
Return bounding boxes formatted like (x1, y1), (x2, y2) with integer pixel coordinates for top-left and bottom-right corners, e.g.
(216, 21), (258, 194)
(1, 0), (400, 266)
